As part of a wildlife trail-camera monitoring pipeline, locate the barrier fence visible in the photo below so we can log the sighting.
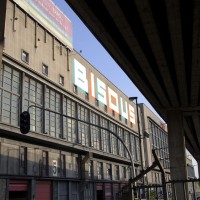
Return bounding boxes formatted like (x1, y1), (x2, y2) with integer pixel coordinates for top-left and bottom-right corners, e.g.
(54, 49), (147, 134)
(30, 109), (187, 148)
(116, 179), (200, 200)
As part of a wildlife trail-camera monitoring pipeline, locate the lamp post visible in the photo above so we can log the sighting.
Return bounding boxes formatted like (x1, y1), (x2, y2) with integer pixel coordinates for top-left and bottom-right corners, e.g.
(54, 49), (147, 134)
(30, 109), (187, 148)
(129, 97), (144, 179)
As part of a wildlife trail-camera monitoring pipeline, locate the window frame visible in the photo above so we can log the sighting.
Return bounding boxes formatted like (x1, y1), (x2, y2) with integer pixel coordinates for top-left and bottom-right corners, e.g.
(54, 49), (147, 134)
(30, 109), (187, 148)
(42, 64), (48, 76)
(59, 75), (64, 86)
(21, 49), (29, 64)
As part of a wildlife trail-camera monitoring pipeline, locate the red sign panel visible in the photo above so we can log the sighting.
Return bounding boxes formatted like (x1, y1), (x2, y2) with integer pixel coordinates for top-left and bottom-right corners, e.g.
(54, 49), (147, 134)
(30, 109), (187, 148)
(14, 0), (73, 48)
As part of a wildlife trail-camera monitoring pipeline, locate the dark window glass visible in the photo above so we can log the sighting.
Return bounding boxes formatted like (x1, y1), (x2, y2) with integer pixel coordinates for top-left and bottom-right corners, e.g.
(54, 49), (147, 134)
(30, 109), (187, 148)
(0, 65), (20, 126)
(61, 154), (66, 177)
(106, 164), (112, 180)
(59, 75), (64, 85)
(42, 64), (48, 76)
(95, 98), (99, 107)
(101, 117), (110, 153)
(97, 162), (103, 180)
(20, 146), (27, 174)
(73, 84), (77, 93)
(24, 76), (43, 133)
(78, 104), (89, 146)
(42, 151), (49, 176)
(21, 50), (29, 63)
(45, 87), (61, 138)
(63, 97), (77, 143)
(90, 112), (101, 150)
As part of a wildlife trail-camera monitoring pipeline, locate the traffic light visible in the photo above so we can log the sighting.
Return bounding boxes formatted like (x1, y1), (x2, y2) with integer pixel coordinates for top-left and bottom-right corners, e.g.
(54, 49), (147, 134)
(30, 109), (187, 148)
(20, 111), (30, 134)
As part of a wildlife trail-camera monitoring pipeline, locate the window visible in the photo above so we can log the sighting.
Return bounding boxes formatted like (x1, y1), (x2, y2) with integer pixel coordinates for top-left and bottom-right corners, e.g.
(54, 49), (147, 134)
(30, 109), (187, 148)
(104, 105), (107, 112)
(125, 118), (127, 124)
(61, 154), (66, 177)
(42, 151), (49, 176)
(45, 87), (61, 138)
(90, 112), (101, 150)
(78, 104), (89, 146)
(119, 114), (121, 121)
(63, 97), (77, 143)
(88, 161), (93, 179)
(59, 75), (64, 85)
(135, 137), (140, 162)
(106, 164), (112, 180)
(42, 64), (48, 76)
(122, 166), (126, 179)
(95, 98), (99, 107)
(112, 110), (115, 117)
(21, 50), (29, 63)
(118, 127), (124, 157)
(149, 121), (169, 169)
(101, 117), (110, 153)
(20, 147), (27, 174)
(127, 167), (132, 179)
(124, 131), (130, 158)
(24, 76), (43, 133)
(115, 165), (119, 180)
(73, 84), (77, 93)
(85, 92), (89, 101)
(110, 122), (118, 155)
(0, 65), (21, 126)
(97, 162), (103, 180)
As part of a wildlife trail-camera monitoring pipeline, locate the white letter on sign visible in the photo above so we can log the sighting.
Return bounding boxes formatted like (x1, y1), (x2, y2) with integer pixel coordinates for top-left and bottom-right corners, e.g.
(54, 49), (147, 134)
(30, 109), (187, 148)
(97, 78), (107, 105)
(129, 105), (136, 125)
(120, 97), (128, 120)
(73, 59), (88, 93)
(108, 87), (119, 113)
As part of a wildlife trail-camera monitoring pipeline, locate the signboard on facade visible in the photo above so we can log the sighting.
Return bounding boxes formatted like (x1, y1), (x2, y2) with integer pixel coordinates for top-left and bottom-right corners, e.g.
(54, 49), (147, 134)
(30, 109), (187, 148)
(13, 0), (73, 48)
(52, 160), (57, 176)
(73, 59), (136, 125)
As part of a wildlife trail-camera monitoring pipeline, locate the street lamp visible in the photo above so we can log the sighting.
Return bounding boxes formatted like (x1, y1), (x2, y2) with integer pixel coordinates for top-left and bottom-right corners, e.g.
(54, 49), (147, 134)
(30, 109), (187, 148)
(129, 97), (144, 177)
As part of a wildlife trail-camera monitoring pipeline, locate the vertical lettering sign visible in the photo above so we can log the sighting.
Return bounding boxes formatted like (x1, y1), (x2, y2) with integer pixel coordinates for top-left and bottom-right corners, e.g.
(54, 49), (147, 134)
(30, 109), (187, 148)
(73, 59), (136, 125)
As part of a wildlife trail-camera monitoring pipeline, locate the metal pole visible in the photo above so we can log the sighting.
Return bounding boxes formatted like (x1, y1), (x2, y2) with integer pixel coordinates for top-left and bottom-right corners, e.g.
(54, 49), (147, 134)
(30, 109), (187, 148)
(135, 97), (144, 173)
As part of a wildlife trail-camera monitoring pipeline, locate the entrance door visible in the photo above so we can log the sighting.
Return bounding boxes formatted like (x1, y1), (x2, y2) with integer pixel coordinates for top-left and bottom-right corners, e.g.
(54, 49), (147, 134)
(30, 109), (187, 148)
(97, 190), (104, 200)
(35, 181), (51, 200)
(96, 183), (104, 200)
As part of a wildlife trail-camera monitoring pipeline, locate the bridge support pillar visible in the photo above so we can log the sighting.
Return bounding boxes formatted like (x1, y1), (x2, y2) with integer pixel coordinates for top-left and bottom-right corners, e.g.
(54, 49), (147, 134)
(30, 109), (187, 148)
(167, 110), (188, 200)
(196, 158), (200, 179)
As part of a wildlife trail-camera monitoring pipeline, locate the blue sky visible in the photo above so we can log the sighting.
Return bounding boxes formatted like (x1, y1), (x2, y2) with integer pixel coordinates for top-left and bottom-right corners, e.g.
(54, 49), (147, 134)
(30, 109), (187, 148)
(53, 0), (199, 178)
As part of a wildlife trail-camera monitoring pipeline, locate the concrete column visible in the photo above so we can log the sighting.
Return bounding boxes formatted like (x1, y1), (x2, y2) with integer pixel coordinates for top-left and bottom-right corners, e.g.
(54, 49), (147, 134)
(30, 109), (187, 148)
(196, 158), (200, 178)
(167, 111), (188, 200)
(30, 179), (36, 200)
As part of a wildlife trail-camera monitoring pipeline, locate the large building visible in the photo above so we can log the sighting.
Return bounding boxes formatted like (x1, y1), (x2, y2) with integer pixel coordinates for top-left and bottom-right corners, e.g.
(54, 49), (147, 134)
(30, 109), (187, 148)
(0, 0), (196, 200)
(0, 0), (145, 199)
(139, 104), (171, 185)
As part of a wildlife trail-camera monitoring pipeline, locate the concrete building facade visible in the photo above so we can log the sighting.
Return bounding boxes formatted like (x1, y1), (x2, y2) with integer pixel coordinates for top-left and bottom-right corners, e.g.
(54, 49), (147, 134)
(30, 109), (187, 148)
(0, 0), (144, 199)
(139, 104), (171, 185)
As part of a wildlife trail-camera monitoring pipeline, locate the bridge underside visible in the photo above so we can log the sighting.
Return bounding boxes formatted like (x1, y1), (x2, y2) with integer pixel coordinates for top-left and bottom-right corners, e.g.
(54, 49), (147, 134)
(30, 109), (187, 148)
(65, 1), (200, 166)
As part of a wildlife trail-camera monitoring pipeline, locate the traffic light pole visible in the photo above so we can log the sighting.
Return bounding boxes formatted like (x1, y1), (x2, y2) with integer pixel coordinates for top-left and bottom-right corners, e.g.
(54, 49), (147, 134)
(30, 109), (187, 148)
(24, 105), (135, 179)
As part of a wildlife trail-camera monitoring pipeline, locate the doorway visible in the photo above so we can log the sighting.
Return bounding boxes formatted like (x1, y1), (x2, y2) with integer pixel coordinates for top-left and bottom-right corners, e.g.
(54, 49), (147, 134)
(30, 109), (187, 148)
(97, 190), (104, 200)
(9, 191), (28, 200)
